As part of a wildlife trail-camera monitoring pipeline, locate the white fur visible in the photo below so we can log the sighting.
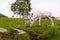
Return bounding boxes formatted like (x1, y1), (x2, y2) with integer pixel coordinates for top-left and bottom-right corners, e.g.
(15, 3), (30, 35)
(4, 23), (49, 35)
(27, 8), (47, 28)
(29, 10), (54, 26)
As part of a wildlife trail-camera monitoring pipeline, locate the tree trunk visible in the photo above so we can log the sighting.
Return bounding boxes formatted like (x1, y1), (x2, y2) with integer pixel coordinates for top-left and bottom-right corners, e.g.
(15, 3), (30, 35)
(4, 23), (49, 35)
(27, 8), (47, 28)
(23, 10), (28, 19)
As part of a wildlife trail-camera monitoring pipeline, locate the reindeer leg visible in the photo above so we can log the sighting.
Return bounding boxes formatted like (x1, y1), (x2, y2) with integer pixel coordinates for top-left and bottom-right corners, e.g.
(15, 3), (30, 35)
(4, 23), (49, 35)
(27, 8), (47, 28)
(48, 17), (54, 26)
(39, 17), (41, 25)
(28, 16), (33, 27)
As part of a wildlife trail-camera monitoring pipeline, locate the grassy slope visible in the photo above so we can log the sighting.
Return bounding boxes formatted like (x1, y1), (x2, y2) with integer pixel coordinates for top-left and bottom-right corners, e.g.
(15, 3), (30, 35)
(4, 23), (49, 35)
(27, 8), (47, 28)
(0, 18), (25, 31)
(0, 18), (60, 31)
(0, 18), (60, 40)
(0, 18), (30, 40)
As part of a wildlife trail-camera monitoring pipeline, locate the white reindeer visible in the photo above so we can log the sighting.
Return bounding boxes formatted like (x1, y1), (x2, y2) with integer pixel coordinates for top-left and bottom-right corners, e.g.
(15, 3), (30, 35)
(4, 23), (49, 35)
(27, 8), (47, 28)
(29, 10), (54, 26)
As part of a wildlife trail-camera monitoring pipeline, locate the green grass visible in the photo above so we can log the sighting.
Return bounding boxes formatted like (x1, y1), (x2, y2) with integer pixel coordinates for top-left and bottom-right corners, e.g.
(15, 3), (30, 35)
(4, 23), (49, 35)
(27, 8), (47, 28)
(0, 18), (60, 28)
(0, 18), (60, 40)
(0, 18), (26, 31)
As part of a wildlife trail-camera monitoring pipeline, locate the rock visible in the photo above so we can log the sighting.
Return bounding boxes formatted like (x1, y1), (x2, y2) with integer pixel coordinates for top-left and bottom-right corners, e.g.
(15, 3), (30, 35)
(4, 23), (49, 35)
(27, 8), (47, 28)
(0, 28), (7, 32)
(13, 28), (26, 34)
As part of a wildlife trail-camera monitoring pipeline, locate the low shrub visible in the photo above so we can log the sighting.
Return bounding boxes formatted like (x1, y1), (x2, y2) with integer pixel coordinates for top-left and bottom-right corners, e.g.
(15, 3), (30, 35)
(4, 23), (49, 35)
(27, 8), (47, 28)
(18, 25), (59, 40)
(0, 32), (30, 40)
(13, 33), (30, 40)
